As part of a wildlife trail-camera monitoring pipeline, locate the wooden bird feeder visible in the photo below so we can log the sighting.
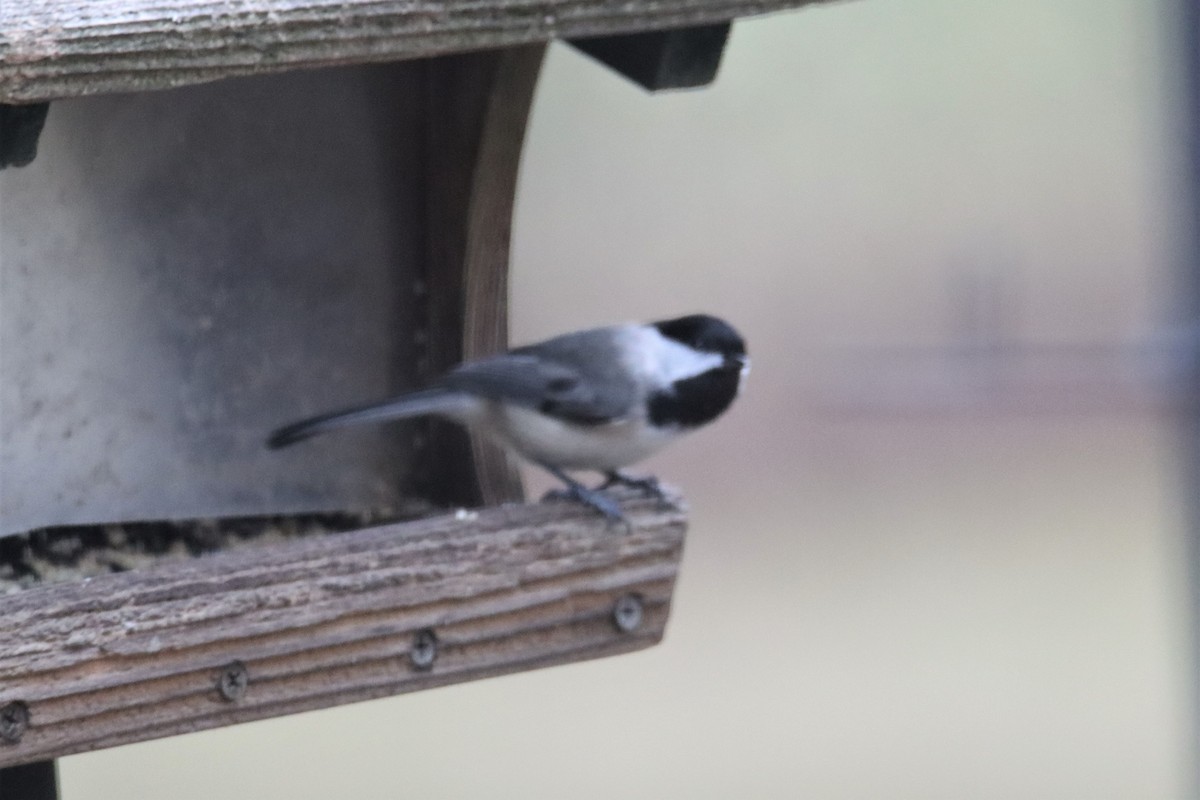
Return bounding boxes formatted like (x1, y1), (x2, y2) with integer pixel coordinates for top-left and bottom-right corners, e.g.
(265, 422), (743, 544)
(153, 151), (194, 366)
(0, 0), (820, 795)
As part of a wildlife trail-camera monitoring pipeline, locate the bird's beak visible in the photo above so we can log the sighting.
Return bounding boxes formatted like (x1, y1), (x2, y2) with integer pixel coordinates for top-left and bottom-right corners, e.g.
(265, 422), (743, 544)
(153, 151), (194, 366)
(733, 354), (750, 382)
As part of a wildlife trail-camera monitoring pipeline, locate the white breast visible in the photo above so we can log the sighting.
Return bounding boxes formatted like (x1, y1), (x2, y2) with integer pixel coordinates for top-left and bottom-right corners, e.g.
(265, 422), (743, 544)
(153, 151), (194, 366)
(487, 404), (682, 471)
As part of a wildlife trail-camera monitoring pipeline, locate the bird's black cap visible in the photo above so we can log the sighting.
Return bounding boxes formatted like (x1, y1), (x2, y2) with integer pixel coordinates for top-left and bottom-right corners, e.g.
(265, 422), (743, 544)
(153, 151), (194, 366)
(653, 314), (746, 359)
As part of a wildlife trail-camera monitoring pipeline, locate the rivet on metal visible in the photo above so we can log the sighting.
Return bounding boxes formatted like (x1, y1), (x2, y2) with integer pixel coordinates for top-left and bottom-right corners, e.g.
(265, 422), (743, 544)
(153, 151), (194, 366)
(410, 628), (438, 671)
(217, 661), (249, 702)
(612, 593), (644, 634)
(0, 701), (30, 744)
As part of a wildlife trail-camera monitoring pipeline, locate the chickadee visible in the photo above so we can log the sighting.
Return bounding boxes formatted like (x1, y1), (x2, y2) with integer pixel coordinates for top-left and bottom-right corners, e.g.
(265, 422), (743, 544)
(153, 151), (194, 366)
(268, 314), (748, 522)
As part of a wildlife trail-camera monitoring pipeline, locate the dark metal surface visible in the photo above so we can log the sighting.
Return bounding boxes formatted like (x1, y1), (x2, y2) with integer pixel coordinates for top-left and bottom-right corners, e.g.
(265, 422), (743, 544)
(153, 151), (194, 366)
(0, 65), (428, 536)
(0, 761), (58, 800)
(570, 23), (731, 91)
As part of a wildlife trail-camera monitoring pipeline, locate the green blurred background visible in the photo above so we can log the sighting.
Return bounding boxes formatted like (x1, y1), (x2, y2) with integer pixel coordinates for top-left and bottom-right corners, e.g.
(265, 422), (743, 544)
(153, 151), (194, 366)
(65, 0), (1194, 796)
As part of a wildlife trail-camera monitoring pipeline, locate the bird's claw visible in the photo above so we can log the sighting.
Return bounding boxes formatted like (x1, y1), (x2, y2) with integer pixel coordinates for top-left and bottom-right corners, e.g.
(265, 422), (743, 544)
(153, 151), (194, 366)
(598, 471), (677, 510)
(541, 485), (631, 532)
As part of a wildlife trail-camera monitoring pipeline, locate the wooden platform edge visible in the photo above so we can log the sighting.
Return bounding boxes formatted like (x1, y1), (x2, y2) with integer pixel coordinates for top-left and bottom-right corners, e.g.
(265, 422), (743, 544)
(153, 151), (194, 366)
(0, 491), (687, 766)
(0, 0), (837, 102)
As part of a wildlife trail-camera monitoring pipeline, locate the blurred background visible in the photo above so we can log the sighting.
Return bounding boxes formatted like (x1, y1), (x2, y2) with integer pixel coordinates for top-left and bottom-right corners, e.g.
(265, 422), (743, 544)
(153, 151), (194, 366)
(64, 0), (1195, 796)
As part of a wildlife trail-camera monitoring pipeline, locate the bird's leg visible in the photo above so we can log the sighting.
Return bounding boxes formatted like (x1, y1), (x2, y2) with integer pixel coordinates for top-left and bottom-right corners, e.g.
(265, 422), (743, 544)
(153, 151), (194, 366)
(598, 470), (677, 509)
(539, 464), (629, 529)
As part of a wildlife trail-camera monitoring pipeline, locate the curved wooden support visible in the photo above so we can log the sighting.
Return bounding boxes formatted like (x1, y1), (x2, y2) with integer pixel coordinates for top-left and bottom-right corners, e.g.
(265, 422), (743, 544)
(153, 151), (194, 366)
(420, 45), (545, 508)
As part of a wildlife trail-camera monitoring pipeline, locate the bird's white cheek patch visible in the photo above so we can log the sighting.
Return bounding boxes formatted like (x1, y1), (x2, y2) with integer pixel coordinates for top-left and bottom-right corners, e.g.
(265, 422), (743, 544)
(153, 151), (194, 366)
(624, 326), (724, 385)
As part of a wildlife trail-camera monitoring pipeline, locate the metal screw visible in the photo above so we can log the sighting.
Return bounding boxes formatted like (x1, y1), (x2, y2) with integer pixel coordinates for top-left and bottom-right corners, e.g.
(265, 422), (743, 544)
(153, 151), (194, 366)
(612, 593), (644, 633)
(0, 701), (29, 744)
(410, 628), (438, 671)
(217, 661), (249, 702)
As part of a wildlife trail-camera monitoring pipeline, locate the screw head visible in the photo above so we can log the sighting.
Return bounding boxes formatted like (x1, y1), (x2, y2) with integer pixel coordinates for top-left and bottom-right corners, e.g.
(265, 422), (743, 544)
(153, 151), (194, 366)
(217, 661), (249, 702)
(410, 628), (438, 671)
(0, 701), (29, 744)
(612, 594), (644, 633)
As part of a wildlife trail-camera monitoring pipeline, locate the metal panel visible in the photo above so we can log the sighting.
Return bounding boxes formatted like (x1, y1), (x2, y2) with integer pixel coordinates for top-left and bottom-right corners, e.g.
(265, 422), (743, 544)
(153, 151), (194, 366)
(0, 64), (427, 536)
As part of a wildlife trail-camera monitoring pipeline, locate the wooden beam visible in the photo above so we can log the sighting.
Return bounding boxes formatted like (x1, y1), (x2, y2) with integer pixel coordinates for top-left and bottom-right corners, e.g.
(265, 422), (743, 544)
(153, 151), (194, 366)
(0, 761), (58, 800)
(0, 492), (686, 767)
(570, 23), (731, 90)
(0, 103), (49, 167)
(0, 0), (834, 103)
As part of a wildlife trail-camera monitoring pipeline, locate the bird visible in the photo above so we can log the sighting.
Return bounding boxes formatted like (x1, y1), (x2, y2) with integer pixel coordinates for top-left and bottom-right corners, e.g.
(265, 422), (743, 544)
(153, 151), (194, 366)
(267, 314), (749, 523)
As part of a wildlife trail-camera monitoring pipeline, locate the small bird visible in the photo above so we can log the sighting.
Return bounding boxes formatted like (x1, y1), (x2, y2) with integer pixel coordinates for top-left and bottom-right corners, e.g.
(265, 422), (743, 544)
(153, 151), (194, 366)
(268, 314), (749, 522)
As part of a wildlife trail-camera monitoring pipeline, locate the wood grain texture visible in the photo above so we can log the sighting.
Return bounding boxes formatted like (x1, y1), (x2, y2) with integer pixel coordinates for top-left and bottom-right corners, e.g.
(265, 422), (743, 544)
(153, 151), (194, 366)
(0, 492), (686, 767)
(0, 0), (832, 102)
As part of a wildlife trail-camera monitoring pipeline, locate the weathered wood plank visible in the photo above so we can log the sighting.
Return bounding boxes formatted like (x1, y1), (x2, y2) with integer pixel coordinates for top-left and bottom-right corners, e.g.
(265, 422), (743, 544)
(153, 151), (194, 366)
(0, 491), (686, 766)
(0, 0), (833, 102)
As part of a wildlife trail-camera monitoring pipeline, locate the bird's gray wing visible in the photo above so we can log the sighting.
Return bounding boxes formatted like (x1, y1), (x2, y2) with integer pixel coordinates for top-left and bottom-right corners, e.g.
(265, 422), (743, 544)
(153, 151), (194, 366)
(442, 350), (633, 425)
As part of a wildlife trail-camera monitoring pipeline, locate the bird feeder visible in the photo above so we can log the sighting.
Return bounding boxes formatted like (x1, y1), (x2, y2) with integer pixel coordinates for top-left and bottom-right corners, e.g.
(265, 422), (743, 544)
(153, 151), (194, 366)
(0, 0), (816, 794)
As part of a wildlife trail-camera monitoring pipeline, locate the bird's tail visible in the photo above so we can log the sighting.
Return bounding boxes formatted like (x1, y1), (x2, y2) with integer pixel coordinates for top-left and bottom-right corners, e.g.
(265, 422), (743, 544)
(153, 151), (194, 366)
(267, 388), (472, 449)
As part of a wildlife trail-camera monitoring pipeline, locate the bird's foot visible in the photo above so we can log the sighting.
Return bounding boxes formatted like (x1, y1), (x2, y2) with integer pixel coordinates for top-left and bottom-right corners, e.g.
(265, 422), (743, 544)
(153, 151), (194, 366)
(541, 475), (630, 532)
(598, 470), (678, 510)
